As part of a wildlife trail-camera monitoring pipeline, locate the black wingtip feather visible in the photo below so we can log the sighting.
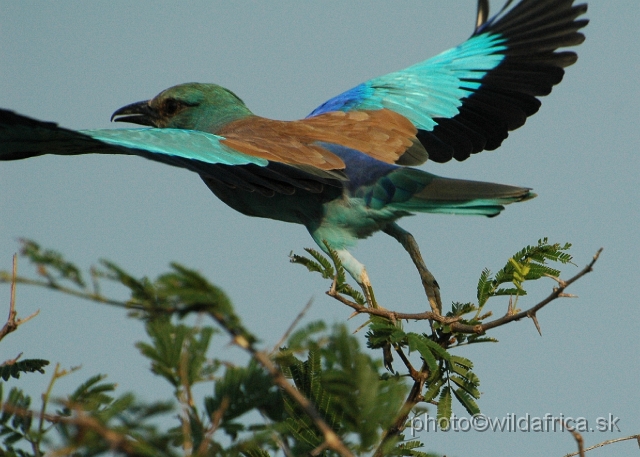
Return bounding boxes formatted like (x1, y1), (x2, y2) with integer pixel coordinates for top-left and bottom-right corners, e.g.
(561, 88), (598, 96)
(421, 0), (587, 163)
(0, 109), (58, 130)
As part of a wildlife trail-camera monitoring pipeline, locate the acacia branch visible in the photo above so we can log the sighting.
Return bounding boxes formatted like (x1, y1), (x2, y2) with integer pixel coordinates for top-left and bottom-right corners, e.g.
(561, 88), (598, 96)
(0, 255), (39, 344)
(394, 346), (418, 379)
(0, 402), (141, 457)
(0, 273), (129, 309)
(373, 361), (428, 457)
(560, 419), (585, 457)
(329, 248), (602, 336)
(564, 434), (640, 457)
(327, 289), (460, 324)
(371, 249), (602, 455)
(271, 299), (313, 354)
(0, 271), (187, 316)
(449, 248), (602, 334)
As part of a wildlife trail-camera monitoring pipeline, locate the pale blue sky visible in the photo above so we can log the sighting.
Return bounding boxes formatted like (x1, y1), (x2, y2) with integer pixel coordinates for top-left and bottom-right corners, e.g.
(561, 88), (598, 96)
(1, 2), (638, 456)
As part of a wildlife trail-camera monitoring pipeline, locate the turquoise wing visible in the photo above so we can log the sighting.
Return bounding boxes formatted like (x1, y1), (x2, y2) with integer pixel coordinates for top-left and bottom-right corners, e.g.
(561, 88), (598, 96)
(309, 0), (588, 163)
(0, 109), (336, 196)
(0, 109), (264, 167)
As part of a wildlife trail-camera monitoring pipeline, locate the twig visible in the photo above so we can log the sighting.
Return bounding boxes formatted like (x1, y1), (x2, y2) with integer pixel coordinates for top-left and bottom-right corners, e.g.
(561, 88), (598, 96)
(328, 248), (601, 337)
(0, 271), (189, 315)
(271, 299), (313, 354)
(311, 441), (330, 456)
(0, 353), (23, 366)
(195, 397), (230, 457)
(179, 338), (194, 456)
(373, 363), (427, 457)
(327, 289), (460, 324)
(564, 434), (640, 457)
(330, 248), (601, 334)
(394, 346), (418, 379)
(0, 255), (40, 343)
(560, 419), (585, 457)
(0, 402), (141, 456)
(0, 273), (128, 309)
(383, 223), (442, 314)
(448, 248), (602, 334)
(0, 254), (19, 342)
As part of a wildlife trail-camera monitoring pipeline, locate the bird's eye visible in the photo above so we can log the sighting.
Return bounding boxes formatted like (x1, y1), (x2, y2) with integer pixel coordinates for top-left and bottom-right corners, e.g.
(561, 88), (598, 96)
(164, 99), (180, 116)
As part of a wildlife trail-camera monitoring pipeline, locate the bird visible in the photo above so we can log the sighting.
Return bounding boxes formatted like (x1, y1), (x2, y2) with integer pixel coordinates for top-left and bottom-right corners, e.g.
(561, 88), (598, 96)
(0, 0), (587, 307)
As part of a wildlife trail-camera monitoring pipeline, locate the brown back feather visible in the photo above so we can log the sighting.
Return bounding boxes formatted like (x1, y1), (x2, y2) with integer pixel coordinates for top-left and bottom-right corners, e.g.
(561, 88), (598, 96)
(216, 109), (427, 171)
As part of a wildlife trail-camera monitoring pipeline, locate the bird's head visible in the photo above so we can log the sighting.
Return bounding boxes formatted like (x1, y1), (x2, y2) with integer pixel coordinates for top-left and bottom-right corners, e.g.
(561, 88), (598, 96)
(111, 83), (253, 132)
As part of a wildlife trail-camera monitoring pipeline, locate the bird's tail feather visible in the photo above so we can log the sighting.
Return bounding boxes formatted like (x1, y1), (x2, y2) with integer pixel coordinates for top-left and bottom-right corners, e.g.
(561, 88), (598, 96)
(363, 167), (535, 217)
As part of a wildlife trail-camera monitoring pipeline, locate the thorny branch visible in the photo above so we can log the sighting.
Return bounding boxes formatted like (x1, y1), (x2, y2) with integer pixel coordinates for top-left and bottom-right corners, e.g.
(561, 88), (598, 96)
(369, 249), (602, 456)
(0, 254), (39, 344)
(0, 274), (128, 310)
(330, 248), (603, 335)
(561, 419), (585, 457)
(271, 299), (313, 354)
(563, 434), (640, 457)
(0, 402), (141, 457)
(329, 290), (460, 324)
(450, 248), (602, 334)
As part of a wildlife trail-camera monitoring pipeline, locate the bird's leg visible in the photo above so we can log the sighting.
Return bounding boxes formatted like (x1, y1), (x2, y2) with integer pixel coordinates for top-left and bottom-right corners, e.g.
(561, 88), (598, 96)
(383, 223), (442, 314)
(334, 249), (379, 309)
(358, 268), (378, 309)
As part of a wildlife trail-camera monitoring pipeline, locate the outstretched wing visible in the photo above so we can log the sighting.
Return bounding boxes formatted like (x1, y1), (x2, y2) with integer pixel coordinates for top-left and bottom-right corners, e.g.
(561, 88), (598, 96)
(0, 109), (347, 196)
(309, 0), (588, 164)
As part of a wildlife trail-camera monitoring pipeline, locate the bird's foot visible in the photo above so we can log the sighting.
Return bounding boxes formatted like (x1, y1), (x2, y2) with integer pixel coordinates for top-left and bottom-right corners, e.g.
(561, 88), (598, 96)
(329, 273), (338, 296)
(359, 269), (383, 309)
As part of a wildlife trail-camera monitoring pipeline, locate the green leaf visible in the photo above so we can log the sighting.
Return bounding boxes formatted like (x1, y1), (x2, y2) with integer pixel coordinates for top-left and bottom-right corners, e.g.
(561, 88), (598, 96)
(466, 335), (499, 345)
(418, 336), (451, 362)
(137, 319), (217, 390)
(290, 250), (332, 279)
(423, 377), (444, 403)
(241, 448), (272, 457)
(449, 375), (480, 400)
(285, 321), (327, 351)
(452, 388), (480, 416)
(477, 268), (493, 307)
(493, 287), (523, 297)
(436, 387), (452, 426)
(64, 374), (115, 414)
(451, 355), (473, 370)
(204, 361), (283, 440)
(338, 282), (366, 305)
(406, 334), (438, 375)
(366, 318), (405, 349)
(19, 239), (85, 287)
(0, 359), (49, 381)
(476, 238), (574, 309)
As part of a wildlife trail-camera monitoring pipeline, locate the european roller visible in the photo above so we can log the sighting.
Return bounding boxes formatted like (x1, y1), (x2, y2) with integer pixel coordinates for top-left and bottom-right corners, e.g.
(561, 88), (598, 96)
(0, 0), (587, 306)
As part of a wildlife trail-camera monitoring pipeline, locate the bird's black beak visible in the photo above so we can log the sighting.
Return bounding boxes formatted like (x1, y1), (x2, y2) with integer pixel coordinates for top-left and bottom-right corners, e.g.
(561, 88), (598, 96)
(111, 100), (158, 127)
